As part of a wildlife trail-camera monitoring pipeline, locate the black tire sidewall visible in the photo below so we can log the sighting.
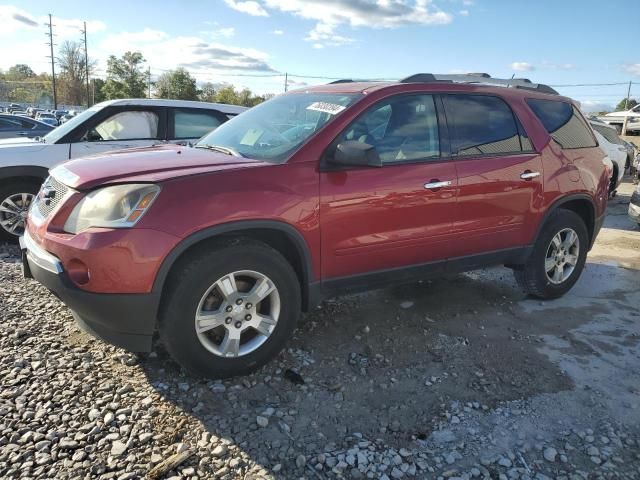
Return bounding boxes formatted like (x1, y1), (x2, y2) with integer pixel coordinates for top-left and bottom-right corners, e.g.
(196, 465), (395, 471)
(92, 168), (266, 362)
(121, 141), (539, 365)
(529, 210), (589, 298)
(160, 243), (301, 378)
(0, 181), (40, 242)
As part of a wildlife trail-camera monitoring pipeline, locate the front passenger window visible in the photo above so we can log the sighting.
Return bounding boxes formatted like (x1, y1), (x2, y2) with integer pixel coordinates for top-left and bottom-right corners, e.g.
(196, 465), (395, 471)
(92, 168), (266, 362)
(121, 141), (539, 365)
(87, 111), (159, 141)
(338, 95), (440, 163)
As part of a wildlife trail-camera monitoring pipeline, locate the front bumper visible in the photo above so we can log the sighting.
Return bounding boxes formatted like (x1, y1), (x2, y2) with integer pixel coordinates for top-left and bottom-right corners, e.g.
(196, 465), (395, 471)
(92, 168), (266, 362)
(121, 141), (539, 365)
(20, 231), (159, 352)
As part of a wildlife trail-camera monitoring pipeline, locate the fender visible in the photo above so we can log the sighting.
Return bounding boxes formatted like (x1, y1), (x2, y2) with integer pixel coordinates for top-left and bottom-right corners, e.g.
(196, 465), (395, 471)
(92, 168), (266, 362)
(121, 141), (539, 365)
(533, 193), (596, 246)
(0, 165), (49, 182)
(151, 219), (317, 306)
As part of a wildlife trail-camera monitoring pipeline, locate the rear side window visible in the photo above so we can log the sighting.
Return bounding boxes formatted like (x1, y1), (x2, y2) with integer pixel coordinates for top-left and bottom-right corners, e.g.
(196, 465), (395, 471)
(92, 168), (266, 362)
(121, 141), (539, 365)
(591, 123), (624, 145)
(526, 99), (596, 149)
(442, 94), (525, 156)
(173, 109), (225, 139)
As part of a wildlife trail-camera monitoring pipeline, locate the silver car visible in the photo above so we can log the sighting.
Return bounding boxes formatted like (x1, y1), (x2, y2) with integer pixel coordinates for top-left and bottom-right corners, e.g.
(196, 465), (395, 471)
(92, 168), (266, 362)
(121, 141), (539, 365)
(0, 114), (53, 140)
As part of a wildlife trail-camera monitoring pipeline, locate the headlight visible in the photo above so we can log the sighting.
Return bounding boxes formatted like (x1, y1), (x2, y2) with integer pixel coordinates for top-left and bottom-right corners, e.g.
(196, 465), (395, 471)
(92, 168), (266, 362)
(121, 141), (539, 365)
(64, 184), (160, 234)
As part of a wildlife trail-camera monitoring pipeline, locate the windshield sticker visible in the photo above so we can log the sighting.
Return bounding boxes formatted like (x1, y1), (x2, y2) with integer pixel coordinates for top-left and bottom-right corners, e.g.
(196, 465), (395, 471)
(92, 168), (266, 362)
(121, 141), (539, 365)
(240, 128), (263, 146)
(306, 102), (347, 115)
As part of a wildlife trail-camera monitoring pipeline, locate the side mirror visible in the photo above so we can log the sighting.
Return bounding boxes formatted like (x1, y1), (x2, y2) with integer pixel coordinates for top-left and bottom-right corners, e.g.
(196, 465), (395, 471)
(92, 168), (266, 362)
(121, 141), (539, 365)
(329, 140), (382, 168)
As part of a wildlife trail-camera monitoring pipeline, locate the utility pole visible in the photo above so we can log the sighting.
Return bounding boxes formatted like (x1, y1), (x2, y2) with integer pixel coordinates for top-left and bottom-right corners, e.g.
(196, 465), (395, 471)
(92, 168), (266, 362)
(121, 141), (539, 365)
(622, 80), (633, 136)
(147, 67), (151, 98)
(624, 80), (632, 110)
(284, 72), (288, 93)
(46, 14), (57, 109)
(81, 21), (90, 107)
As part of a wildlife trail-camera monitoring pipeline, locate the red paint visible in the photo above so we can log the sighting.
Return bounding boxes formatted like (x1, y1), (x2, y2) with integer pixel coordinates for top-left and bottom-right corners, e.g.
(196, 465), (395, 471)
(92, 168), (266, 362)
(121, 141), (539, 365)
(26, 81), (608, 295)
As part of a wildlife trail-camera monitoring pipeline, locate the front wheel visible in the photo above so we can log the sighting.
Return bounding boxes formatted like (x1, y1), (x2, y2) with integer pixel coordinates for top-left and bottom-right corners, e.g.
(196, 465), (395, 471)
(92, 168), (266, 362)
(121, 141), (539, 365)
(514, 209), (588, 299)
(0, 181), (40, 242)
(159, 239), (301, 378)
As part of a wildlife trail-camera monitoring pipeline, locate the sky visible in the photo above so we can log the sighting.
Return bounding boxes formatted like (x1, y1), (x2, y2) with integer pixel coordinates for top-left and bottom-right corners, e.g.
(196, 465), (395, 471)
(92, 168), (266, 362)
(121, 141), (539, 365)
(1, 0), (639, 111)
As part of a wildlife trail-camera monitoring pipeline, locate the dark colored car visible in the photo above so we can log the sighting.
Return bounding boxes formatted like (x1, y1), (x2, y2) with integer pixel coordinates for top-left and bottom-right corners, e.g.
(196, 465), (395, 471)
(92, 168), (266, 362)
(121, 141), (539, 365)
(0, 114), (53, 140)
(21, 74), (609, 378)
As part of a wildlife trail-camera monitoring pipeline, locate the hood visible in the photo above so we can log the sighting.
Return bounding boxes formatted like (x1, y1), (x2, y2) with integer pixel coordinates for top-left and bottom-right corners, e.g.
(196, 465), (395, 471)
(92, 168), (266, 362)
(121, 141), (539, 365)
(55, 144), (270, 190)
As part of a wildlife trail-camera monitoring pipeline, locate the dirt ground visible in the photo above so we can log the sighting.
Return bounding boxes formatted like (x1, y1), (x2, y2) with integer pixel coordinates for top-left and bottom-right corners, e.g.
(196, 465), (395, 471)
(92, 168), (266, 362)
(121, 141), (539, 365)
(1, 179), (639, 480)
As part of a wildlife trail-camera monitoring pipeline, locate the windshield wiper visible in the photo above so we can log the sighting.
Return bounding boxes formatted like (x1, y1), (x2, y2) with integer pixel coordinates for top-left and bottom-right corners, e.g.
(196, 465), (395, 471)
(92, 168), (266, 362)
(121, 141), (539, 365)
(195, 144), (243, 157)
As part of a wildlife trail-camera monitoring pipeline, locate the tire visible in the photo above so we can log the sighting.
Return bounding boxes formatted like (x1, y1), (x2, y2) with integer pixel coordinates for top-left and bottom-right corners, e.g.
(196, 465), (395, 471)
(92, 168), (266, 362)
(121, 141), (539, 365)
(159, 239), (301, 378)
(0, 181), (40, 243)
(514, 209), (588, 299)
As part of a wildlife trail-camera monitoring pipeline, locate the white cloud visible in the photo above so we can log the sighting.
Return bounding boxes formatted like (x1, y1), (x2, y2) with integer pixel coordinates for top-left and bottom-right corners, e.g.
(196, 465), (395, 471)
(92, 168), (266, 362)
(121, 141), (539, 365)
(225, 0), (453, 47)
(623, 64), (640, 76)
(272, 29), (284, 35)
(0, 5), (106, 38)
(223, 0), (268, 16)
(541, 61), (575, 70)
(511, 62), (535, 72)
(459, 9), (469, 16)
(580, 100), (613, 113)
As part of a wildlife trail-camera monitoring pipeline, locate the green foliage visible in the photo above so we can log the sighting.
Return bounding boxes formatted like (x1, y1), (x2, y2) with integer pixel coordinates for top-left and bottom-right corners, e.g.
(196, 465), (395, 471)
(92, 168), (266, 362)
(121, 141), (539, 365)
(102, 51), (147, 100)
(155, 68), (198, 100)
(200, 84), (267, 107)
(92, 78), (106, 104)
(7, 64), (35, 80)
(0, 64), (52, 104)
(615, 98), (638, 111)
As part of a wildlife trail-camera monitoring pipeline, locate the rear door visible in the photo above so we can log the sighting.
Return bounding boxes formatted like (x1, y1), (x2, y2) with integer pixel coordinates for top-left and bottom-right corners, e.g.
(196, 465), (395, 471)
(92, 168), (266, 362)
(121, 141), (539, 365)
(320, 93), (458, 280)
(441, 93), (544, 257)
(69, 106), (166, 158)
(167, 108), (228, 145)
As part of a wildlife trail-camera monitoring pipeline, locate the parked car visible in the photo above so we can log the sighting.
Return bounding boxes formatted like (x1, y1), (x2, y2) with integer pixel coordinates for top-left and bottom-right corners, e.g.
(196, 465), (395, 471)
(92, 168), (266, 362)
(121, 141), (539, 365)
(629, 185), (640, 228)
(0, 98), (246, 240)
(0, 114), (53, 140)
(35, 112), (59, 126)
(589, 119), (626, 195)
(600, 104), (640, 134)
(27, 107), (44, 119)
(20, 74), (609, 378)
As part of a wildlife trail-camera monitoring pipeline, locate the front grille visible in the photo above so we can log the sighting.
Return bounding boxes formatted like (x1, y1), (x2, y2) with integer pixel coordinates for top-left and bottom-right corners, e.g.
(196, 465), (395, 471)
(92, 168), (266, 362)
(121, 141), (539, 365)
(36, 176), (68, 218)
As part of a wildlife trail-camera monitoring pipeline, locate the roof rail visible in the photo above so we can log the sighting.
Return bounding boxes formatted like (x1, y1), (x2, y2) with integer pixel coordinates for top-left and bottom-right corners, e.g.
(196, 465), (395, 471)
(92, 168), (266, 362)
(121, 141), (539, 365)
(399, 73), (559, 95)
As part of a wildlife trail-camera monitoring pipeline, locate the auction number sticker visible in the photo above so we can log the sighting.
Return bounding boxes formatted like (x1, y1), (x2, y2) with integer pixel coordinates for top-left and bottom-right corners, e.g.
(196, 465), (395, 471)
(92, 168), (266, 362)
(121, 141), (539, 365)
(306, 102), (347, 115)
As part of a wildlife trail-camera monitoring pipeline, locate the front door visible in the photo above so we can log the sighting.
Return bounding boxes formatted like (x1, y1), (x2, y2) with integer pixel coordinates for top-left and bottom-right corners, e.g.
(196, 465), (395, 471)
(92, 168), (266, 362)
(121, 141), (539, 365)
(320, 93), (458, 280)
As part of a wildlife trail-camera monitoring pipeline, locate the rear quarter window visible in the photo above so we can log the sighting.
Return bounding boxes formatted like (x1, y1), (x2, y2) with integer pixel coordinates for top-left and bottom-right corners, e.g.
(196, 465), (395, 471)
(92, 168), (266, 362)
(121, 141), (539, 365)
(526, 99), (596, 149)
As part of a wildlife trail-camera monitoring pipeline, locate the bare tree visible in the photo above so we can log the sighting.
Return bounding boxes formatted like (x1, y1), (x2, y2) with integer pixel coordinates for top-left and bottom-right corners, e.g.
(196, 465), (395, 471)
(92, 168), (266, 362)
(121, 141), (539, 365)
(57, 41), (95, 106)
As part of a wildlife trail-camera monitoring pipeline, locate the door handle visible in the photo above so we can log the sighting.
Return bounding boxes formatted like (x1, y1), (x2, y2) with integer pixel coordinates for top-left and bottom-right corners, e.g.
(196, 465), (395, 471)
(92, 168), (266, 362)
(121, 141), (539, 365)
(520, 171), (541, 180)
(424, 180), (452, 190)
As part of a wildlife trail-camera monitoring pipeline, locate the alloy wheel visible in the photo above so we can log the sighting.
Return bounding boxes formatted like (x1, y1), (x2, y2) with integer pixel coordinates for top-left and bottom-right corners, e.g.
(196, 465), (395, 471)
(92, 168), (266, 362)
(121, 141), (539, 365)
(0, 193), (34, 237)
(545, 228), (580, 285)
(194, 270), (280, 358)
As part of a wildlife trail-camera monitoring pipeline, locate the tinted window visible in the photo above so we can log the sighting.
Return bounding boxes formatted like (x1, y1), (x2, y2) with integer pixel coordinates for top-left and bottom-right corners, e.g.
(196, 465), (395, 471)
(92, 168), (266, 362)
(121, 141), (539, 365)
(173, 109), (223, 139)
(591, 123), (624, 145)
(337, 94), (440, 163)
(526, 99), (596, 149)
(443, 94), (523, 156)
(0, 117), (21, 130)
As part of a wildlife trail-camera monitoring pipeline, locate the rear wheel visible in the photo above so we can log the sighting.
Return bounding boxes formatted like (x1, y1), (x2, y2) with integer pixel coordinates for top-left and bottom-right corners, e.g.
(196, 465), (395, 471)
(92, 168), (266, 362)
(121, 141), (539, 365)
(159, 239), (301, 378)
(514, 209), (588, 299)
(0, 181), (39, 242)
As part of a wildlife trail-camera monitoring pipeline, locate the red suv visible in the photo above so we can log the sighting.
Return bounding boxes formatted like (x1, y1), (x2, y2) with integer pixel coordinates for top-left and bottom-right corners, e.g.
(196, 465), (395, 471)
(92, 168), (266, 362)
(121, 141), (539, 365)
(21, 74), (609, 378)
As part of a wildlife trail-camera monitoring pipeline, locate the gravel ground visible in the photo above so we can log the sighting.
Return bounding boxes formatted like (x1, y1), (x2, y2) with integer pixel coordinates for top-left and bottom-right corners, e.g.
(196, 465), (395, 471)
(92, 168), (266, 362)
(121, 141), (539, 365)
(1, 179), (640, 480)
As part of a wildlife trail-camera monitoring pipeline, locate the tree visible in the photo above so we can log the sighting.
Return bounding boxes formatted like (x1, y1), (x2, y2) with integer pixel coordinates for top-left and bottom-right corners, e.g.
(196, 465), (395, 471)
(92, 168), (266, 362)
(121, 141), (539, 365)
(198, 82), (217, 102)
(92, 78), (106, 104)
(210, 85), (266, 107)
(101, 51), (147, 99)
(6, 64), (35, 80)
(57, 41), (96, 106)
(615, 98), (638, 111)
(155, 68), (198, 100)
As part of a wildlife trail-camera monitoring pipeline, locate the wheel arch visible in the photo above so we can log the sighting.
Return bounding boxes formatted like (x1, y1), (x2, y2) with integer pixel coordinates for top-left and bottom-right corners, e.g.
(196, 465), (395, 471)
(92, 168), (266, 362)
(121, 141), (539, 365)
(0, 166), (49, 189)
(535, 194), (597, 250)
(153, 220), (318, 311)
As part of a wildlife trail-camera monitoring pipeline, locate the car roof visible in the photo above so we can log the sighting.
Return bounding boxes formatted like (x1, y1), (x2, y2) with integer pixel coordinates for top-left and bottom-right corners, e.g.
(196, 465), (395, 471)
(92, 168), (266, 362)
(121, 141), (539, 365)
(289, 79), (571, 102)
(93, 98), (248, 115)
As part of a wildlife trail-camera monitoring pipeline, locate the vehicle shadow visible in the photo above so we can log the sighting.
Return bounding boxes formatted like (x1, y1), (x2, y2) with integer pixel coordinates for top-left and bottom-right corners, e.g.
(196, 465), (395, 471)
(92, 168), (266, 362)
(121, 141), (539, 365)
(135, 259), (639, 478)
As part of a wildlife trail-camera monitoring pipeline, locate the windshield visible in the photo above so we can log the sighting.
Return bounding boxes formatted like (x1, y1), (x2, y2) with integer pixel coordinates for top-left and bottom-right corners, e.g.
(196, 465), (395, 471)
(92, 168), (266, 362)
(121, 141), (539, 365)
(196, 92), (362, 162)
(44, 105), (101, 143)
